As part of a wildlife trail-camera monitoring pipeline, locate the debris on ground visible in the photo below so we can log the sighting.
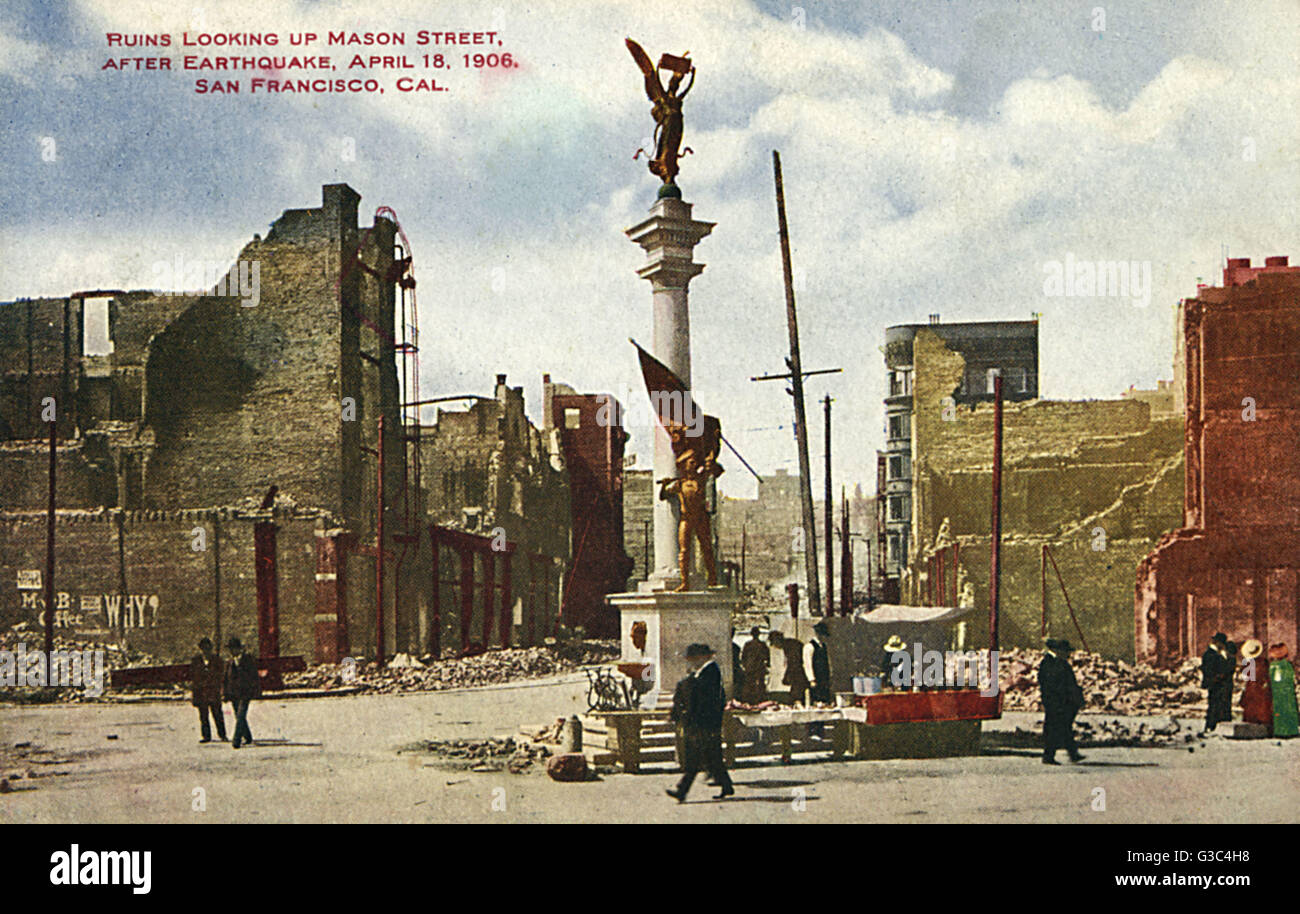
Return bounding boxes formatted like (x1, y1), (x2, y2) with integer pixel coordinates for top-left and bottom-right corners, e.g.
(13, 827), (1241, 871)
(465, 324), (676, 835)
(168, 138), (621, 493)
(999, 647), (1233, 715)
(286, 640), (618, 694)
(545, 753), (589, 782)
(1006, 715), (1205, 748)
(408, 736), (552, 774)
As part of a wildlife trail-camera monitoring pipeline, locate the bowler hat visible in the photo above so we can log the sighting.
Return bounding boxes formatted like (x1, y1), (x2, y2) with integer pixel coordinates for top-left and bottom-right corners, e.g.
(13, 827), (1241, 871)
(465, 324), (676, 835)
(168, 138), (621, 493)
(814, 622), (830, 636)
(682, 643), (714, 658)
(227, 636), (243, 651)
(1212, 632), (1228, 645)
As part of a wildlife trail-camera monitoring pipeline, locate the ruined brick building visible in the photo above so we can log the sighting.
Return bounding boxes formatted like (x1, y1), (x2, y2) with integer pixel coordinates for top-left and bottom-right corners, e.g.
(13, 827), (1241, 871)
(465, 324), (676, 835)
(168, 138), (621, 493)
(1, 184), (614, 667)
(1, 184), (403, 665)
(898, 326), (1185, 660)
(1136, 256), (1300, 665)
(541, 376), (632, 637)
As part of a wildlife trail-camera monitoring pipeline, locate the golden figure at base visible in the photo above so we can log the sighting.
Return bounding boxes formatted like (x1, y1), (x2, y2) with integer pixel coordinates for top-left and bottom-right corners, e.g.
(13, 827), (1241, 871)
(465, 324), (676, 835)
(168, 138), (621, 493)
(658, 421), (723, 592)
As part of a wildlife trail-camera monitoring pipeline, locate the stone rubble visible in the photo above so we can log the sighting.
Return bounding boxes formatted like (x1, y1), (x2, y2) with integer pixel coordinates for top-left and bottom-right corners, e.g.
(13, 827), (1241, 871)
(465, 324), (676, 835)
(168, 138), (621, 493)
(998, 646), (1229, 715)
(284, 639), (618, 694)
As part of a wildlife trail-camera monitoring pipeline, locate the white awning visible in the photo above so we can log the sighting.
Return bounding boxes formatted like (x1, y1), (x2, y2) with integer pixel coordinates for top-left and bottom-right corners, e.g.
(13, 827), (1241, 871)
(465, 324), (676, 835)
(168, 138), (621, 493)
(854, 603), (977, 625)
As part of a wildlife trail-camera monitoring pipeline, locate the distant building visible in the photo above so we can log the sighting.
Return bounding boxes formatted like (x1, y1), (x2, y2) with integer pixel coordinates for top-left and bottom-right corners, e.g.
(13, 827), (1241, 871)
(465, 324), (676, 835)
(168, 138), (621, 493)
(623, 469), (654, 587)
(1120, 379), (1178, 417)
(881, 318), (1039, 587)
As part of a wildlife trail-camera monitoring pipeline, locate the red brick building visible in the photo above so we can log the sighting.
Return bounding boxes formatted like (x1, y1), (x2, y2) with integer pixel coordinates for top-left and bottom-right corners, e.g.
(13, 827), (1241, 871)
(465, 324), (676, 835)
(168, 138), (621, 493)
(1136, 256), (1300, 665)
(543, 375), (632, 637)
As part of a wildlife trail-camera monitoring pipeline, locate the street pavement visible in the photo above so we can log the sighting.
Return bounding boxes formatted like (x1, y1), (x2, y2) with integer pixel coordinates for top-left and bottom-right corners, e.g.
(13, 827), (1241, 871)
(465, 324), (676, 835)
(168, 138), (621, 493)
(3, 676), (1298, 823)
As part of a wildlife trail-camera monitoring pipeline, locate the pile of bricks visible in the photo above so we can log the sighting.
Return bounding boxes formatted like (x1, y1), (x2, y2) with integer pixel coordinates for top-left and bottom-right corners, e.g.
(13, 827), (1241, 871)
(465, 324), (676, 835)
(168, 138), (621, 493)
(999, 646), (1223, 715)
(284, 640), (618, 694)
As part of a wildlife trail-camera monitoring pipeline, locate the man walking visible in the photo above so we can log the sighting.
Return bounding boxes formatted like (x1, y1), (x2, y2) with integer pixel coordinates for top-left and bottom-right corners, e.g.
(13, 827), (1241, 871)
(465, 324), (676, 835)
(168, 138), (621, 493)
(190, 637), (226, 743)
(1039, 638), (1085, 765)
(1201, 632), (1234, 733)
(666, 643), (734, 802)
(223, 636), (261, 749)
(739, 626), (770, 705)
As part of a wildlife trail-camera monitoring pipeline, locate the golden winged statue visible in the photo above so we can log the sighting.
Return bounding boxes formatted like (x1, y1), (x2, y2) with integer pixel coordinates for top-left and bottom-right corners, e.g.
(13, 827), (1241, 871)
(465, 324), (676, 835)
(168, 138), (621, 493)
(625, 38), (695, 186)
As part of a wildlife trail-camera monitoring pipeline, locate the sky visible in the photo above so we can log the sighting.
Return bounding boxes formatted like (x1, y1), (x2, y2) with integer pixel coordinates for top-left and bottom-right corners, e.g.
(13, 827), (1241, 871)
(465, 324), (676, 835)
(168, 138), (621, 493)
(1, 0), (1297, 498)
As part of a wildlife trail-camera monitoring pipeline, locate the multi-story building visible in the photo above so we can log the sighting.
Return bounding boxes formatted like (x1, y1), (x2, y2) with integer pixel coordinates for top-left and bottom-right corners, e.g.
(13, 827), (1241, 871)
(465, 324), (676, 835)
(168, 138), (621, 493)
(881, 318), (1039, 587)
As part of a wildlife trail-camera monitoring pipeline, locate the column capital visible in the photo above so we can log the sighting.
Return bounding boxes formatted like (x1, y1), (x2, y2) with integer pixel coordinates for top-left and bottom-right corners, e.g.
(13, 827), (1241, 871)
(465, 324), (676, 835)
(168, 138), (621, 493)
(626, 198), (715, 290)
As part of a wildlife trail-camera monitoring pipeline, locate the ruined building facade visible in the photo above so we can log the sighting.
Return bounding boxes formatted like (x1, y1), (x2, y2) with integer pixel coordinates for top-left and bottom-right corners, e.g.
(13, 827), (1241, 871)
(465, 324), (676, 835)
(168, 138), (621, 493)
(901, 328), (1184, 660)
(1136, 256), (1300, 665)
(1, 184), (403, 662)
(542, 375), (632, 637)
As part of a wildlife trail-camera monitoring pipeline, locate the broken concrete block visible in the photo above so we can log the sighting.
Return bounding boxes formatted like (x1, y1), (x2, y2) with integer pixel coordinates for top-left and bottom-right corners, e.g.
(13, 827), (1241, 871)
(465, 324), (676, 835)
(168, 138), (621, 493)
(1227, 722), (1269, 740)
(545, 753), (589, 782)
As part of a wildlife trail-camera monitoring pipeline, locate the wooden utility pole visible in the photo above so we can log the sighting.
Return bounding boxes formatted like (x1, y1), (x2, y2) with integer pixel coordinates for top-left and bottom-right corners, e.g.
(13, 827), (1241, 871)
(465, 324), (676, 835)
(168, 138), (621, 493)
(839, 487), (852, 614)
(989, 375), (1003, 652)
(772, 150), (821, 616)
(823, 394), (834, 615)
(44, 419), (56, 659)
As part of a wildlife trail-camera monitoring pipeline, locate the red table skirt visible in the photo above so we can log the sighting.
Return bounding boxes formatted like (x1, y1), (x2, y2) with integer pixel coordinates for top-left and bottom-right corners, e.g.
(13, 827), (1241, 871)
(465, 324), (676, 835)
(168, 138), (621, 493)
(855, 689), (1001, 724)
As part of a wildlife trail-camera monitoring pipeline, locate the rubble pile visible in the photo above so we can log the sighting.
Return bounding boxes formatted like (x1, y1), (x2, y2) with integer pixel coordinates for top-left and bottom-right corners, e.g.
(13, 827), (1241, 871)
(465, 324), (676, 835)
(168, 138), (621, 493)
(413, 736), (551, 774)
(999, 647), (1224, 715)
(1011, 715), (1197, 748)
(284, 640), (619, 694)
(0, 621), (167, 703)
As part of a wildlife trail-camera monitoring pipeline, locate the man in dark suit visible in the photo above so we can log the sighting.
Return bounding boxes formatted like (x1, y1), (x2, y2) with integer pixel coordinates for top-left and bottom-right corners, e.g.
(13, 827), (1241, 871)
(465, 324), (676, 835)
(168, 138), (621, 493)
(666, 643), (734, 802)
(1039, 638), (1085, 765)
(223, 636), (261, 749)
(190, 637), (226, 743)
(1201, 632), (1234, 733)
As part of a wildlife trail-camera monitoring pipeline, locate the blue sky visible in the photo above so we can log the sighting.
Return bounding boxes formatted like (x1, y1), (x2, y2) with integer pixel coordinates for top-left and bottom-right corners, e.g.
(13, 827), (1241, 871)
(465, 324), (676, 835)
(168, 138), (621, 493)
(2, 0), (1297, 497)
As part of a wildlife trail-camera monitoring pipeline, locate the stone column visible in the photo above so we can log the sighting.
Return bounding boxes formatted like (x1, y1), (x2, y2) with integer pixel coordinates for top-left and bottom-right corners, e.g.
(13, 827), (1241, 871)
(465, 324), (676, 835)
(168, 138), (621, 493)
(625, 196), (714, 590)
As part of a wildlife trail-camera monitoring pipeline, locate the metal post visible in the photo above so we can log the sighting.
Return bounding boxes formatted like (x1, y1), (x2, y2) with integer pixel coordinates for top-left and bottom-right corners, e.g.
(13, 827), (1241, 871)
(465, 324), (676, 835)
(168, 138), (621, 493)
(1040, 542), (1048, 638)
(773, 150), (821, 616)
(823, 394), (833, 616)
(376, 415), (385, 665)
(990, 375), (1003, 652)
(740, 524), (747, 594)
(44, 419), (56, 659)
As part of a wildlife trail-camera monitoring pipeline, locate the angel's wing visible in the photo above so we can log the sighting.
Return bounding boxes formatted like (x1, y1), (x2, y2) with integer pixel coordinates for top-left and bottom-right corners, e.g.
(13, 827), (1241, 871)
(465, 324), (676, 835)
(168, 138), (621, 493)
(625, 38), (665, 103)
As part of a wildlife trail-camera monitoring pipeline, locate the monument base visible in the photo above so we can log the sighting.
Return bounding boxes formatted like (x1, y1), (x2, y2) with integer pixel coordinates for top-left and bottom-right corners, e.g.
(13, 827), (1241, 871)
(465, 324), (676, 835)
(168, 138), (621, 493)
(609, 588), (740, 708)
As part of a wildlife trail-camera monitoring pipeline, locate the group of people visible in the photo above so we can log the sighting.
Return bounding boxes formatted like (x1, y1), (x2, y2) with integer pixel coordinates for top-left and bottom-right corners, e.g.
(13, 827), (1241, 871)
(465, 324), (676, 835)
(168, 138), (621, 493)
(190, 636), (262, 748)
(733, 621), (833, 708)
(1201, 633), (1299, 738)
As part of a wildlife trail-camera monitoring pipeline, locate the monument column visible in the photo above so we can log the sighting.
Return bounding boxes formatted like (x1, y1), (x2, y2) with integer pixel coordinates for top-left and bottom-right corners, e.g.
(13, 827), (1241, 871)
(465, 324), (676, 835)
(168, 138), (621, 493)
(625, 194), (715, 589)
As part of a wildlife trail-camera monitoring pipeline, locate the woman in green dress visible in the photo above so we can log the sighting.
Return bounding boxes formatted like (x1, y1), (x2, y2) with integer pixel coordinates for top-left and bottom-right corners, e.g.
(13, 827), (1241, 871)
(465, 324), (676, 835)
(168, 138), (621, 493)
(1267, 643), (1299, 738)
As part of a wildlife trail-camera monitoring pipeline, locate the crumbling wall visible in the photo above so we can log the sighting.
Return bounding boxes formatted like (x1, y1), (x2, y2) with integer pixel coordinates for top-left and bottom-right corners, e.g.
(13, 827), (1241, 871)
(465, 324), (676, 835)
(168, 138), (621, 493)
(908, 329), (1184, 660)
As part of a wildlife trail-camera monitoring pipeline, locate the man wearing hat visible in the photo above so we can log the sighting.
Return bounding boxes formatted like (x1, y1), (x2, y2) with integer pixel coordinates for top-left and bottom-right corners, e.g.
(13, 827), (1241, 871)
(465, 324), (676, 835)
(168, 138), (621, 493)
(190, 637), (227, 743)
(223, 636), (261, 749)
(666, 643), (734, 802)
(882, 634), (908, 685)
(1039, 638), (1085, 764)
(739, 626), (770, 705)
(1201, 633), (1234, 733)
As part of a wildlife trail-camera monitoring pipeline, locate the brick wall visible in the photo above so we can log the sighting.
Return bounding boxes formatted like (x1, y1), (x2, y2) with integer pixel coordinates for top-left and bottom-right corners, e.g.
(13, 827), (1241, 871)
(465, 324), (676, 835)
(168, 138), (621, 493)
(0, 508), (324, 663)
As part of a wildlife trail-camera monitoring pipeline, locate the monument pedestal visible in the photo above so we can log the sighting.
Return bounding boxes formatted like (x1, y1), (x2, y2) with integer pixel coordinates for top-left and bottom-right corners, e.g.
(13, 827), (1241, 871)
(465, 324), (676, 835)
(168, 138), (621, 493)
(610, 588), (739, 707)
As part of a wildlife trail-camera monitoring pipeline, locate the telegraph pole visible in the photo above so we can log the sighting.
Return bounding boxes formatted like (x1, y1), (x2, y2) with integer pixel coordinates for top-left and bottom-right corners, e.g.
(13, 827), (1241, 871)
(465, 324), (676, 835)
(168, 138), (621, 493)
(823, 394), (833, 615)
(771, 150), (823, 616)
